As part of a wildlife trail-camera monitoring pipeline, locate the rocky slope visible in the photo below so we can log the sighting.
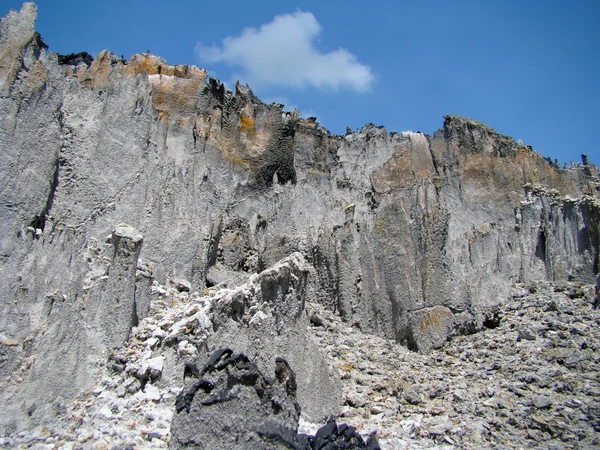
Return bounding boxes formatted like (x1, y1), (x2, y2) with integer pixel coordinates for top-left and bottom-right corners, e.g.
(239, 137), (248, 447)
(1, 3), (599, 448)
(1, 274), (598, 449)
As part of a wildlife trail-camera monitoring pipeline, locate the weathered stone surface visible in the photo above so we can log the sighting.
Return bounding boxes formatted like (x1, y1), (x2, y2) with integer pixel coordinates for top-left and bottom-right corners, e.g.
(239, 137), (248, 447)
(101, 223), (144, 348)
(1, 276), (595, 449)
(1, 3), (600, 444)
(309, 281), (600, 449)
(206, 252), (342, 422)
(171, 348), (378, 450)
(171, 349), (300, 449)
(407, 305), (455, 352)
(0, 222), (147, 431)
(1, 3), (598, 360)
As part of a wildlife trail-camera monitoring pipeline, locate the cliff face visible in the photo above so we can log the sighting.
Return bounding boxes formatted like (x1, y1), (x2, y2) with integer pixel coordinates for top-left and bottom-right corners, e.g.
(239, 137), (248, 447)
(1, 3), (599, 434)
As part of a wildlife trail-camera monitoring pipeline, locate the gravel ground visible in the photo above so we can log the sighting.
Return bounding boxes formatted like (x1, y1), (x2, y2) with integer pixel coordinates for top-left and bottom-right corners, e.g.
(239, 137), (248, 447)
(308, 281), (600, 449)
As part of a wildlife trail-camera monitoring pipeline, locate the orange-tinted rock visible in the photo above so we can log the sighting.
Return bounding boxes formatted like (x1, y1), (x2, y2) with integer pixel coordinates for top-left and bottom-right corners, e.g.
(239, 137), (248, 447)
(372, 132), (436, 193)
(126, 53), (207, 117)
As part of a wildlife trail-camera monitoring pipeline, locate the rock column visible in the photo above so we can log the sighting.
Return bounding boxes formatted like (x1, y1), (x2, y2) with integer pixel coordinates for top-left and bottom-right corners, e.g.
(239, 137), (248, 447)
(103, 224), (143, 348)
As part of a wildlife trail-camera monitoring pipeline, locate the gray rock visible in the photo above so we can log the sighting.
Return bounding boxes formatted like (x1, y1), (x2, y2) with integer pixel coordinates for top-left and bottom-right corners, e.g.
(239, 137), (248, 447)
(346, 392), (369, 408)
(171, 349), (300, 450)
(518, 327), (537, 341)
(172, 349), (378, 450)
(0, 3), (600, 444)
(403, 389), (422, 405)
(205, 263), (247, 289)
(102, 224), (144, 348)
(169, 277), (191, 293)
(146, 356), (164, 377)
(595, 273), (600, 308)
(566, 351), (587, 367)
(407, 305), (455, 352)
(533, 396), (552, 409)
(334, 337), (354, 347)
(206, 252), (342, 422)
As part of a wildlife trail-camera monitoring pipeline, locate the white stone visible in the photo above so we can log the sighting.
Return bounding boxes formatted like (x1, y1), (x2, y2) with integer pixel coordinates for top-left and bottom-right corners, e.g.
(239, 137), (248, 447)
(152, 328), (167, 338)
(178, 340), (197, 356)
(249, 310), (269, 328)
(146, 337), (159, 348)
(147, 356), (164, 374)
(143, 384), (161, 401)
(185, 304), (199, 316)
(158, 319), (173, 330)
(114, 223), (143, 243)
(97, 407), (112, 419)
(195, 309), (212, 330)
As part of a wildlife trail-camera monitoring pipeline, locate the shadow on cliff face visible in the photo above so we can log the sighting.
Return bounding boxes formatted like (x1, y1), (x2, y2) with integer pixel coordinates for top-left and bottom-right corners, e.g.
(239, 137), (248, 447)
(57, 51), (93, 67)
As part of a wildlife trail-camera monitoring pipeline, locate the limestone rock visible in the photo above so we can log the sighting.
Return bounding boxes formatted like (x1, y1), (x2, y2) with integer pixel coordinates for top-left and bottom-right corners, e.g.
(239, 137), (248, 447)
(207, 252), (343, 422)
(102, 224), (144, 348)
(171, 349), (378, 450)
(407, 305), (455, 352)
(0, 2), (600, 444)
(171, 349), (300, 449)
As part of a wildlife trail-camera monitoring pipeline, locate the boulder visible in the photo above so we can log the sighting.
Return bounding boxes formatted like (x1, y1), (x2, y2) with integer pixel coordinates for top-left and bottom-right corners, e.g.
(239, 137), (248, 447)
(171, 349), (378, 449)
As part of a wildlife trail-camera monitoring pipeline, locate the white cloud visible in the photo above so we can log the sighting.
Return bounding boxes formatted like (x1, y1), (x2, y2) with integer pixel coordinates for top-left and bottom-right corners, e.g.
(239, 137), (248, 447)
(196, 11), (374, 93)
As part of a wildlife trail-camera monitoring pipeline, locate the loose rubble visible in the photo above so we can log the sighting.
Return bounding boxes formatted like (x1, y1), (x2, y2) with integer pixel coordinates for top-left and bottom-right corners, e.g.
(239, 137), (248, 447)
(308, 280), (600, 449)
(0, 281), (209, 449)
(2, 279), (598, 449)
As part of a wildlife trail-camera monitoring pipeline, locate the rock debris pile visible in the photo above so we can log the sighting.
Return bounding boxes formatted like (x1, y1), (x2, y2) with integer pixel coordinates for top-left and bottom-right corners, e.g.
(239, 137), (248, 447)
(1, 282), (210, 449)
(1, 276), (374, 449)
(2, 278), (599, 449)
(308, 281), (600, 449)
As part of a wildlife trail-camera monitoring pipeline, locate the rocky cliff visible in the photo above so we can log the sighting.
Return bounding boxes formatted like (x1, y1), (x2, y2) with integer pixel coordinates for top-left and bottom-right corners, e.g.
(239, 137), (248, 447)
(1, 3), (599, 447)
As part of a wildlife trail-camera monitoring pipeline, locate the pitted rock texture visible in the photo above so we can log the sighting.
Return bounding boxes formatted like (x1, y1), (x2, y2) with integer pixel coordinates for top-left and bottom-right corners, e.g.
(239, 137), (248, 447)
(200, 251), (342, 423)
(0, 261), (336, 448)
(171, 349), (301, 449)
(1, 2), (600, 443)
(171, 348), (379, 450)
(0, 251), (341, 445)
(2, 277), (597, 449)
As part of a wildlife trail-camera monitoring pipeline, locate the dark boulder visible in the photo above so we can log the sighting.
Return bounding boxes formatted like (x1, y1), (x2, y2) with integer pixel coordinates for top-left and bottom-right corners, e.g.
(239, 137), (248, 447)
(171, 349), (300, 449)
(57, 51), (93, 66)
(171, 349), (379, 449)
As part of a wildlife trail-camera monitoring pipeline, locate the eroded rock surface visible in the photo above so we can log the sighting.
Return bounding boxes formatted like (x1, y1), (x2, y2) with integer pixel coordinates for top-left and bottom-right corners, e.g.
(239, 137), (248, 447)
(171, 349), (373, 449)
(1, 3), (600, 447)
(308, 281), (600, 449)
(171, 349), (301, 449)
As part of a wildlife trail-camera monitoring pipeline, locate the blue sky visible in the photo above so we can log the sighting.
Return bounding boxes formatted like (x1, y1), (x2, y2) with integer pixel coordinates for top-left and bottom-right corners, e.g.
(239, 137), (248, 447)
(3, 0), (599, 166)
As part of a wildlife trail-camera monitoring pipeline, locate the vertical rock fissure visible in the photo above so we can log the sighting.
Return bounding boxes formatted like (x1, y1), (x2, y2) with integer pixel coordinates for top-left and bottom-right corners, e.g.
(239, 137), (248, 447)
(30, 144), (60, 233)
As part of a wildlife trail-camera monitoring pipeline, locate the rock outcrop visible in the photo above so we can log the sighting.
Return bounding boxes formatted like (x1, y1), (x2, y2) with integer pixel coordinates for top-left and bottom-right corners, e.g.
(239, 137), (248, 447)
(205, 252), (342, 422)
(171, 348), (379, 449)
(0, 2), (599, 445)
(171, 349), (302, 449)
